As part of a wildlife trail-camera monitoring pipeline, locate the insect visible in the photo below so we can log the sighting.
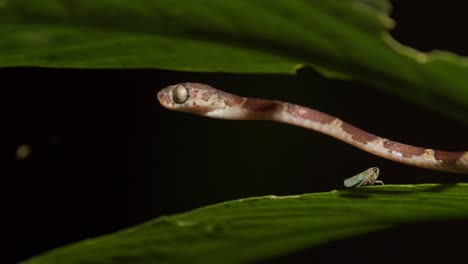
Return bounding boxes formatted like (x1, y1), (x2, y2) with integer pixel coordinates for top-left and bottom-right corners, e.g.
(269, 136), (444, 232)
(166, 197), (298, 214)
(344, 167), (384, 188)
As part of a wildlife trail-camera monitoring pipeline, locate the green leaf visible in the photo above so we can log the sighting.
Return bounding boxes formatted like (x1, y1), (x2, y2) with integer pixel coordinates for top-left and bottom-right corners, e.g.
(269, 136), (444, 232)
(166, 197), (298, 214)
(25, 184), (468, 264)
(1, 0), (468, 122)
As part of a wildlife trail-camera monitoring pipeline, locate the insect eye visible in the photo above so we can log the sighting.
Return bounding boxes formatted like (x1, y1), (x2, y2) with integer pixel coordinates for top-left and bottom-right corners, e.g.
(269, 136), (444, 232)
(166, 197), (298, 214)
(172, 85), (189, 104)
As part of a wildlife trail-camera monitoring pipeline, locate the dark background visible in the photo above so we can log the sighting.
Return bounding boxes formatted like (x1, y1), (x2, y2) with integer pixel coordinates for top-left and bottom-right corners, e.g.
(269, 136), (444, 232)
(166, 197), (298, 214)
(4, 1), (468, 263)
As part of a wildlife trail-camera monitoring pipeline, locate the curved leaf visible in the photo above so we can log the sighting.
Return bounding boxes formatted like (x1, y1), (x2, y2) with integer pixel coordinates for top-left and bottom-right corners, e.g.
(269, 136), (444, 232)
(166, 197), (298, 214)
(25, 184), (468, 263)
(1, 0), (468, 122)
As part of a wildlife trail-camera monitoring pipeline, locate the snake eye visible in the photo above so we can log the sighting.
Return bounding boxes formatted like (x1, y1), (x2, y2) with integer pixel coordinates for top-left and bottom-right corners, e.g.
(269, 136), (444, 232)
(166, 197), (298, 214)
(172, 85), (189, 104)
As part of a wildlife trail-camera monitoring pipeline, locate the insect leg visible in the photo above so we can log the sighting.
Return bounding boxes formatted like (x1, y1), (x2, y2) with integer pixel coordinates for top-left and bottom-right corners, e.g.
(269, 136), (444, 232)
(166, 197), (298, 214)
(374, 180), (384, 185)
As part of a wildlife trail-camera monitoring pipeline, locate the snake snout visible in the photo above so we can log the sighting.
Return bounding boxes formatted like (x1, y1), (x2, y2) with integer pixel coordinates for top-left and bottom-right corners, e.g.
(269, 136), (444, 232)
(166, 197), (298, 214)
(157, 89), (169, 106)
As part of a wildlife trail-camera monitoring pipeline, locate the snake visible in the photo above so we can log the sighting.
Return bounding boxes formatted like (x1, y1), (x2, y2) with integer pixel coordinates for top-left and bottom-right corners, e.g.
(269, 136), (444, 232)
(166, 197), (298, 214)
(157, 82), (468, 173)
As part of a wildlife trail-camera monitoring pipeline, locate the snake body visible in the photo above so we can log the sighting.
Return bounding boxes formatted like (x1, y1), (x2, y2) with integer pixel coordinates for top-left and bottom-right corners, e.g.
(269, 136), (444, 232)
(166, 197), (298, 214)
(157, 83), (468, 173)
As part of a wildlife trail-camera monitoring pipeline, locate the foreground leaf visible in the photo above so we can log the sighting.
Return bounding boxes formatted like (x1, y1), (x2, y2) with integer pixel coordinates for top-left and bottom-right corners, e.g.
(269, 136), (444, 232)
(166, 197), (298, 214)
(1, 0), (468, 122)
(25, 184), (468, 264)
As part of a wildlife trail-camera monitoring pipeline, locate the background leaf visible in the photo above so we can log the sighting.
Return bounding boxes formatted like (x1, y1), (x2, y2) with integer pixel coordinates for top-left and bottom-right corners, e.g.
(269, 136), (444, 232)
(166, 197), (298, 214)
(0, 0), (468, 122)
(25, 184), (468, 263)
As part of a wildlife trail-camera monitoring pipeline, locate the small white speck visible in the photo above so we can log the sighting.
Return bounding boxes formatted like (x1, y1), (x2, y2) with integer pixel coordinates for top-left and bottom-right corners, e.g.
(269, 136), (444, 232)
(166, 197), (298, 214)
(391, 151), (403, 158)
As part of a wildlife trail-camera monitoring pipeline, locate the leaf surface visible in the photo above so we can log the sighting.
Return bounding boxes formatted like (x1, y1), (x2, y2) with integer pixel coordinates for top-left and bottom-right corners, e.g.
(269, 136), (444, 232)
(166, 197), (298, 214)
(26, 184), (468, 264)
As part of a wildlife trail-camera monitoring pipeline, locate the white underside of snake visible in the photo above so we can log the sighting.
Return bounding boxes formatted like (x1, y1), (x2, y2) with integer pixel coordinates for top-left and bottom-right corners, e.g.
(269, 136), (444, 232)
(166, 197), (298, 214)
(158, 83), (468, 173)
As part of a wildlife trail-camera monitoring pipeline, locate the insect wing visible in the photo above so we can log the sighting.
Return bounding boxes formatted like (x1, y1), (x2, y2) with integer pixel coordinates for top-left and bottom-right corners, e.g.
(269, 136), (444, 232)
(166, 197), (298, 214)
(344, 170), (371, 188)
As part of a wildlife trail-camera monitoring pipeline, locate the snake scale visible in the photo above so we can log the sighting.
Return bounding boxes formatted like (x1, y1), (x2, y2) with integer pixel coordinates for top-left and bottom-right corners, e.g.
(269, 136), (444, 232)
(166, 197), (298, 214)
(158, 83), (468, 173)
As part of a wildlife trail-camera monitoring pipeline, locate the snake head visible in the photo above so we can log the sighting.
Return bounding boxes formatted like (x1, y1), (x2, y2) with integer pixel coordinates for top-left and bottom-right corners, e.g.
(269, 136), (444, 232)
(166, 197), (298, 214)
(157, 83), (243, 117)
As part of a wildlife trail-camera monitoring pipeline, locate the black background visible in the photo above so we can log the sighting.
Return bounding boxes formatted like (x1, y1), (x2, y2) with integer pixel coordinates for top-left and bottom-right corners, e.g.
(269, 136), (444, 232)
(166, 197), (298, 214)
(4, 1), (468, 263)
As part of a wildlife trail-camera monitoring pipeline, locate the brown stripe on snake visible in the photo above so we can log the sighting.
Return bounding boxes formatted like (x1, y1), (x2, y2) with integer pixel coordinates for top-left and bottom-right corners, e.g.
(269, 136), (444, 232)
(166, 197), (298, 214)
(434, 151), (466, 165)
(340, 122), (378, 144)
(242, 98), (280, 112)
(158, 82), (468, 173)
(382, 139), (426, 158)
(286, 104), (335, 124)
